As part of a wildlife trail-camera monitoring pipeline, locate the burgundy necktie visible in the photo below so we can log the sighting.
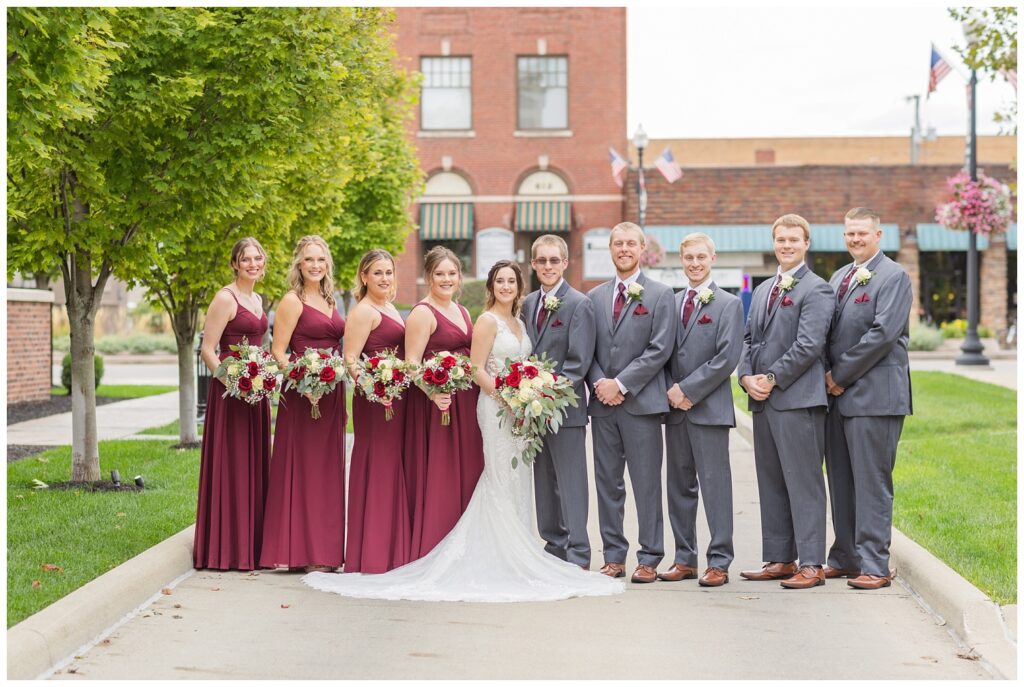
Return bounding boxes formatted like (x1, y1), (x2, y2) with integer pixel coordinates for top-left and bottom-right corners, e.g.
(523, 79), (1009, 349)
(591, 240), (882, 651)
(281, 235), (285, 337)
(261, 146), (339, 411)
(613, 283), (626, 321)
(682, 289), (697, 328)
(767, 277), (782, 313)
(536, 295), (548, 330)
(836, 266), (857, 302)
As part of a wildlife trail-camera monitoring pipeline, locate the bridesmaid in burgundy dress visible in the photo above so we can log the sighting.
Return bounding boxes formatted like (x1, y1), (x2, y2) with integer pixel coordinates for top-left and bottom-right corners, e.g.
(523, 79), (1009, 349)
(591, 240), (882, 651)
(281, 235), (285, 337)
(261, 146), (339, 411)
(260, 235), (347, 572)
(343, 249), (411, 572)
(404, 246), (485, 560)
(194, 237), (272, 570)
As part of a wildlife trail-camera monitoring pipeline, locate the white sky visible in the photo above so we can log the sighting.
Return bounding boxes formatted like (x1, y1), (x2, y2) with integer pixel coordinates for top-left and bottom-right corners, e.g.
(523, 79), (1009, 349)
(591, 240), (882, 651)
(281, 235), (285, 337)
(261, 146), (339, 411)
(627, 4), (1017, 138)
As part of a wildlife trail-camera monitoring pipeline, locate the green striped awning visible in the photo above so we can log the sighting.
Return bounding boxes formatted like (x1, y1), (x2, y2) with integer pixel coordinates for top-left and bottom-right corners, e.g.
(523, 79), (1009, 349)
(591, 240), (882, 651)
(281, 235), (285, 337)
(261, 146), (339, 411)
(514, 201), (572, 233)
(419, 203), (474, 240)
(806, 224), (900, 252)
(646, 224), (900, 253)
(916, 223), (989, 251)
(1007, 223), (1017, 251)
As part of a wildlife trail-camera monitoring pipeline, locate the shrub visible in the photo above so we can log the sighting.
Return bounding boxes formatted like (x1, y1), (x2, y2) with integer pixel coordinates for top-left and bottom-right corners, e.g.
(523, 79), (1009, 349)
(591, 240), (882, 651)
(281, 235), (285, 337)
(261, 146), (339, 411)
(459, 279), (488, 322)
(939, 319), (993, 339)
(61, 353), (105, 391)
(909, 322), (944, 351)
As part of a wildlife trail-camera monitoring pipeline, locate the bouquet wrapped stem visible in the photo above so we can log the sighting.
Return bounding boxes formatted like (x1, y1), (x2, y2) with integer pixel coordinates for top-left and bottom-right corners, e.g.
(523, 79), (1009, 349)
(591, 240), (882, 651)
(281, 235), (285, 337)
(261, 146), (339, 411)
(418, 351), (475, 426)
(284, 348), (347, 419)
(354, 349), (415, 422)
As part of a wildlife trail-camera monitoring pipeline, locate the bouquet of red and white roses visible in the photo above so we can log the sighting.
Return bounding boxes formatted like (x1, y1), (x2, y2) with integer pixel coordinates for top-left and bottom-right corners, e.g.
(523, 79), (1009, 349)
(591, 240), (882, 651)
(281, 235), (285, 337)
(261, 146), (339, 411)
(418, 350), (474, 426)
(284, 347), (347, 419)
(354, 348), (415, 421)
(494, 355), (578, 468)
(215, 338), (280, 404)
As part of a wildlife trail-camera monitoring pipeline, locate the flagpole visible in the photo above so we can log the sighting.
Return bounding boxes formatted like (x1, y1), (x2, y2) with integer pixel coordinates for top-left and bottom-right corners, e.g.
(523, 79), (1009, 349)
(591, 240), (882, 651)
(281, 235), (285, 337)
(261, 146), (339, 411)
(632, 124), (648, 229)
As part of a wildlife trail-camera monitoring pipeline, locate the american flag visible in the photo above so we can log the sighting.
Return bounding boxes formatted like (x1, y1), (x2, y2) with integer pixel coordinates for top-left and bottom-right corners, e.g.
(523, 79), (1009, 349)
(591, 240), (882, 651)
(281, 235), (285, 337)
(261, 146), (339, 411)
(928, 44), (952, 96)
(608, 147), (628, 188)
(654, 147), (683, 183)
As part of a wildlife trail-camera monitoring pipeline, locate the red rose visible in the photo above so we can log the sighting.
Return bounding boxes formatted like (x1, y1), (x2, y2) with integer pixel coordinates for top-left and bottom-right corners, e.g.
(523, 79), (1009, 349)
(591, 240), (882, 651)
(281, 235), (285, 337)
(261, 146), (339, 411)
(441, 355), (456, 369)
(319, 352), (330, 359)
(237, 376), (253, 392)
(319, 367), (336, 383)
(505, 370), (522, 388)
(495, 376), (504, 390)
(423, 368), (435, 384)
(373, 381), (386, 397)
(264, 375), (277, 390)
(511, 362), (523, 372)
(523, 365), (538, 379)
(247, 361), (260, 377)
(232, 351), (242, 359)
(369, 357), (381, 369)
(433, 368), (450, 385)
(288, 367), (301, 380)
(392, 370), (405, 383)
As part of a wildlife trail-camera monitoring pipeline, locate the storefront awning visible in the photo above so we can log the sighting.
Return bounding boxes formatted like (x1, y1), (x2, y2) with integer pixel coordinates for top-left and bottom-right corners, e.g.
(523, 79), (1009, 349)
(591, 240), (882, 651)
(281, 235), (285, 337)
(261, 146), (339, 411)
(419, 203), (474, 240)
(1007, 223), (1017, 251)
(806, 224), (900, 252)
(514, 201), (572, 233)
(916, 223), (989, 251)
(645, 224), (900, 253)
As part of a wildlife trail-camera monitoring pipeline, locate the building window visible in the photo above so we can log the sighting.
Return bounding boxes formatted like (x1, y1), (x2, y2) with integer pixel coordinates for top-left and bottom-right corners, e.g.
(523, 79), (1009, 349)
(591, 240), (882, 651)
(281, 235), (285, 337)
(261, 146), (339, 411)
(420, 57), (472, 130)
(517, 56), (568, 129)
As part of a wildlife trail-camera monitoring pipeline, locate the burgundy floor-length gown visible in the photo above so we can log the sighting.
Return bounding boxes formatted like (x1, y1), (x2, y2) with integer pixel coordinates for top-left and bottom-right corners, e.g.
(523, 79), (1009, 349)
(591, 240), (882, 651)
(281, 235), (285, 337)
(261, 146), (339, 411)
(194, 291), (272, 570)
(259, 303), (347, 569)
(345, 313), (412, 573)
(404, 302), (484, 561)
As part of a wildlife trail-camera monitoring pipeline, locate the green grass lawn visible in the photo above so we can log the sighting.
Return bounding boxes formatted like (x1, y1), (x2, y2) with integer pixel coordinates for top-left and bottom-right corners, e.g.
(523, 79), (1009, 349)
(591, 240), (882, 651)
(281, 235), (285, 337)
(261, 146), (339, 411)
(52, 384), (177, 399)
(7, 441), (199, 627)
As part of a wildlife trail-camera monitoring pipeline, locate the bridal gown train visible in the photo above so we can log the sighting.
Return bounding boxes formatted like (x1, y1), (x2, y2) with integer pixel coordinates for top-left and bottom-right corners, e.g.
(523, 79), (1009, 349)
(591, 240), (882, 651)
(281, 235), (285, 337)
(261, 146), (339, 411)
(302, 313), (624, 602)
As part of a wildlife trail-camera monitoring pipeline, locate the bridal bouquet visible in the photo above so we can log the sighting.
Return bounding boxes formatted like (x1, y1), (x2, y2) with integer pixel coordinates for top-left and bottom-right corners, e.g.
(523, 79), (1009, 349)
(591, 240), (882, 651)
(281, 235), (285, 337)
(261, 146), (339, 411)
(418, 351), (474, 426)
(354, 349), (415, 421)
(493, 355), (579, 468)
(215, 338), (280, 404)
(284, 347), (347, 419)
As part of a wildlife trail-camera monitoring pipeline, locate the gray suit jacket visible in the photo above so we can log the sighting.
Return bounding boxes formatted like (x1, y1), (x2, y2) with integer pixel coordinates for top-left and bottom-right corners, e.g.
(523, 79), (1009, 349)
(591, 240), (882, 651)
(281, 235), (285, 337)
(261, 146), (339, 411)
(737, 264), (835, 412)
(665, 283), (744, 427)
(586, 272), (676, 417)
(522, 281), (596, 427)
(826, 252), (913, 417)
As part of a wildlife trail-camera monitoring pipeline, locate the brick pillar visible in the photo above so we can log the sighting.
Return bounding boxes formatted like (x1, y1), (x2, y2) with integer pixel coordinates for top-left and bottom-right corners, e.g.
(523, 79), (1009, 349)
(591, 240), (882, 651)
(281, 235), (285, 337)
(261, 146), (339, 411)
(981, 232), (1008, 334)
(896, 227), (923, 322)
(7, 288), (55, 404)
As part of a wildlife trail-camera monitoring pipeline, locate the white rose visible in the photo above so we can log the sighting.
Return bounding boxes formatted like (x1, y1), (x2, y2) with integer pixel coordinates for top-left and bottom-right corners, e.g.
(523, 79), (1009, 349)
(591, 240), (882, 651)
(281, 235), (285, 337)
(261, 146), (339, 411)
(854, 267), (873, 285)
(518, 386), (536, 402)
(530, 399), (543, 416)
(265, 363), (278, 374)
(380, 367), (394, 382)
(451, 366), (465, 380)
(779, 275), (796, 291)
(508, 396), (522, 409)
(538, 370), (555, 386)
(251, 376), (264, 391)
(518, 377), (533, 392)
(227, 363), (241, 377)
(310, 360), (322, 373)
(698, 287), (715, 304)
(626, 282), (644, 298)
(248, 351), (259, 362)
(333, 365), (345, 378)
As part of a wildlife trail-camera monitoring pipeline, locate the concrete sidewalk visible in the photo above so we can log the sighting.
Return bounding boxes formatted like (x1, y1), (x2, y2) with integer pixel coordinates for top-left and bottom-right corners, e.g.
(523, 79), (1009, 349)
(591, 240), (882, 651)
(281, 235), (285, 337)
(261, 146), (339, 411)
(45, 431), (990, 680)
(909, 358), (1017, 390)
(6, 392), (179, 447)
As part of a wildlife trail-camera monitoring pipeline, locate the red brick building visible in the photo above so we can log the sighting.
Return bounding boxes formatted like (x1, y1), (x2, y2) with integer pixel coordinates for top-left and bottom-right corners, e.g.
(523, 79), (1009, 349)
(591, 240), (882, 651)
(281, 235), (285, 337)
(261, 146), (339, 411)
(7, 288), (55, 403)
(391, 7), (626, 301)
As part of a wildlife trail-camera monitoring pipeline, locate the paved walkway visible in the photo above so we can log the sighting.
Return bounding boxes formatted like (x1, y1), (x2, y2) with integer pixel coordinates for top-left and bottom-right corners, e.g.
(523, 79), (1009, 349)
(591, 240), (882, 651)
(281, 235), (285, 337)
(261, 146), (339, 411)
(6, 392), (179, 446)
(909, 358), (1017, 390)
(48, 431), (989, 680)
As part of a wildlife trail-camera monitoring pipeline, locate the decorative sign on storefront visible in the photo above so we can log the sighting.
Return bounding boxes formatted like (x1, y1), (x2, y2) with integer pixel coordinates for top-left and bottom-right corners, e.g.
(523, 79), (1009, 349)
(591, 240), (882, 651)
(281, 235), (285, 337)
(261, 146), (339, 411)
(583, 228), (615, 280)
(475, 227), (515, 279)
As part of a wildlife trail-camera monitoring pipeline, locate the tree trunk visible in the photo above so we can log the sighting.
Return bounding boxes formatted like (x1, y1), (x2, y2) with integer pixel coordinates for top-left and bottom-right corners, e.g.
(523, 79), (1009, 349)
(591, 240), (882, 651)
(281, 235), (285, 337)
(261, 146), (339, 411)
(172, 307), (201, 447)
(65, 257), (106, 482)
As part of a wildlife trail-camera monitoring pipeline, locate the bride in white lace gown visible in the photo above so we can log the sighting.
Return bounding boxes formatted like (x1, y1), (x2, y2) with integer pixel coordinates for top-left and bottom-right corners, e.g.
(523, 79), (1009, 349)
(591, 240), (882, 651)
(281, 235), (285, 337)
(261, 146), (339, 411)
(303, 261), (624, 602)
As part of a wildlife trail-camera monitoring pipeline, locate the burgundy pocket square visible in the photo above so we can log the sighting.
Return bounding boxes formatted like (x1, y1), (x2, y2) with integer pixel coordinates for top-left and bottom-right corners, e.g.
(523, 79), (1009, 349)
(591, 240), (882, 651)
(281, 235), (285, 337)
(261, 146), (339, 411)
(633, 304), (649, 316)
(780, 296), (795, 307)
(550, 319), (564, 327)
(697, 314), (713, 325)
(854, 292), (871, 304)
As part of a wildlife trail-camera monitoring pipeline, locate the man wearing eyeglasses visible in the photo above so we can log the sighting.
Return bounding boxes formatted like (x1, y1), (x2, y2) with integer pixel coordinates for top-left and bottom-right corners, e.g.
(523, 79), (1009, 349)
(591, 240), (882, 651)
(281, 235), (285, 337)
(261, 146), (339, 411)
(522, 234), (597, 570)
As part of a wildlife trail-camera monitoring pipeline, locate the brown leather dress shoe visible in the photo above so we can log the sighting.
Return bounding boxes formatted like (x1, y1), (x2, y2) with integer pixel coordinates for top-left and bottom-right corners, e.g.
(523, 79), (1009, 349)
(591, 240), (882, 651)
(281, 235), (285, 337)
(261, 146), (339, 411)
(698, 567), (729, 587)
(657, 564), (698, 581)
(599, 562), (625, 578)
(780, 565), (826, 589)
(739, 561), (797, 581)
(631, 564), (658, 583)
(823, 565), (860, 579)
(847, 573), (893, 590)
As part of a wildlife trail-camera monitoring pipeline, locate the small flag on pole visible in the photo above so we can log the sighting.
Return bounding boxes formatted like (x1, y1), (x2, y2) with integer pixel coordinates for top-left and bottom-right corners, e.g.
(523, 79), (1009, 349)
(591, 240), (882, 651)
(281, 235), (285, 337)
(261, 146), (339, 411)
(608, 147), (628, 188)
(928, 44), (952, 96)
(654, 147), (683, 183)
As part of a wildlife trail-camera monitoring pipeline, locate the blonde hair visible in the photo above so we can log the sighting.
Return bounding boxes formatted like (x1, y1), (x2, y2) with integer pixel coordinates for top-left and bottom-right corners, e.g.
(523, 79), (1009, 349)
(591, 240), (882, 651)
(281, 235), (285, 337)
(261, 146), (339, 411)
(844, 207), (881, 229)
(287, 235), (336, 308)
(531, 234), (569, 260)
(610, 221), (646, 245)
(484, 260), (525, 317)
(423, 245), (463, 300)
(770, 214), (810, 241)
(230, 237), (267, 278)
(355, 249), (397, 302)
(679, 232), (716, 255)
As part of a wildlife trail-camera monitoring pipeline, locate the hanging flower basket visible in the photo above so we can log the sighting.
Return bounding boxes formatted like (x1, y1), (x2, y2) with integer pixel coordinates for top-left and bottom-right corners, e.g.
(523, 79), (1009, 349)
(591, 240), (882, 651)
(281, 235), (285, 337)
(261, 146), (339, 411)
(640, 235), (665, 267)
(935, 170), (1013, 236)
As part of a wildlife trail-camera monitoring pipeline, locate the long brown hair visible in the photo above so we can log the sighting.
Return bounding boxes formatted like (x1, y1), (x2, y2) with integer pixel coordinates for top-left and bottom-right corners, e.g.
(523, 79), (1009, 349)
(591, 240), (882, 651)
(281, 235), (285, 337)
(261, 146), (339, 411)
(484, 260), (525, 317)
(355, 249), (397, 302)
(287, 235), (336, 307)
(230, 237), (267, 279)
(423, 245), (463, 301)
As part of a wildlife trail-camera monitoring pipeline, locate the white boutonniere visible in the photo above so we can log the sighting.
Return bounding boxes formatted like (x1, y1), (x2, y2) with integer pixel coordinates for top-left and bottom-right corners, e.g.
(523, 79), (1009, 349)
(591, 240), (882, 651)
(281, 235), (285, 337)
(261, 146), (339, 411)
(778, 275), (798, 292)
(544, 295), (561, 312)
(854, 267), (873, 286)
(626, 282), (644, 302)
(697, 287), (715, 305)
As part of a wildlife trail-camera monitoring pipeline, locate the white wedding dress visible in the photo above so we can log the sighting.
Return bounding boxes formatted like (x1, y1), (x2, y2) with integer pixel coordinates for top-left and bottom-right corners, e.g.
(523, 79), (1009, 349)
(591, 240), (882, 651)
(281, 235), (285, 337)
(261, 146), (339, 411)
(302, 312), (624, 602)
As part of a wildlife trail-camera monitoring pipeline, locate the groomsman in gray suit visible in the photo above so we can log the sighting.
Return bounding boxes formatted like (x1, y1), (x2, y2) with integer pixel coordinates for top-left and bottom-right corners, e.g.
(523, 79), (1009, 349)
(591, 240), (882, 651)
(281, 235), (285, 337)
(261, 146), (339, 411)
(823, 207), (913, 590)
(737, 214), (835, 589)
(522, 234), (597, 569)
(658, 233), (744, 587)
(587, 222), (676, 583)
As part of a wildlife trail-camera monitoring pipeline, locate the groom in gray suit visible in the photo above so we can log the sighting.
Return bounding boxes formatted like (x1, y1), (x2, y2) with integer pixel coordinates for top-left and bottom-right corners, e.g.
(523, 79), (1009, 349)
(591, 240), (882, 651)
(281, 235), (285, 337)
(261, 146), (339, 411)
(823, 207), (913, 590)
(659, 232), (744, 587)
(522, 234), (597, 569)
(587, 222), (676, 583)
(737, 214), (835, 589)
